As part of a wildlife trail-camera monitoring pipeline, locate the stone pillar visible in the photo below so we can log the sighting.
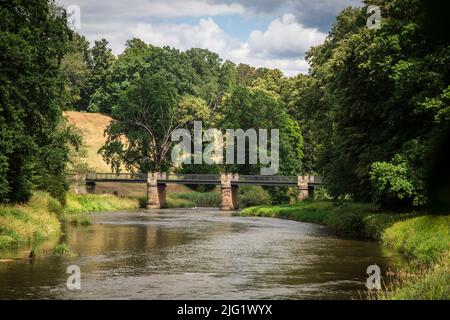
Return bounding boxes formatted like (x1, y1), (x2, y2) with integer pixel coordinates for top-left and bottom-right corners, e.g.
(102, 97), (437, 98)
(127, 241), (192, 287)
(220, 173), (232, 210)
(146, 172), (167, 209)
(220, 173), (239, 210)
(231, 185), (239, 210)
(297, 175), (309, 201)
(70, 174), (87, 194)
(158, 183), (167, 209)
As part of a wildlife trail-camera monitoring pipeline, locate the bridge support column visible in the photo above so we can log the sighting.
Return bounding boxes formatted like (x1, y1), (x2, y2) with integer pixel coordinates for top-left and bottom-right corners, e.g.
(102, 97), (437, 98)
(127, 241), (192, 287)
(220, 173), (239, 210)
(297, 175), (309, 201)
(146, 172), (167, 209)
(70, 174), (87, 194)
(231, 185), (239, 210)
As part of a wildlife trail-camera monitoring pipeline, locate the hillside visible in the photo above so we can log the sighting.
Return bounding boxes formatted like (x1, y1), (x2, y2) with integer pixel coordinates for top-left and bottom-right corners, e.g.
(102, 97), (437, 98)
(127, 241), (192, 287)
(64, 111), (113, 173)
(64, 111), (201, 196)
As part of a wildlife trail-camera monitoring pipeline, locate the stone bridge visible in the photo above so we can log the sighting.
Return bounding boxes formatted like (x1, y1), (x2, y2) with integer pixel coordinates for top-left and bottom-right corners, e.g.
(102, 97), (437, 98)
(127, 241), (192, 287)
(72, 173), (324, 210)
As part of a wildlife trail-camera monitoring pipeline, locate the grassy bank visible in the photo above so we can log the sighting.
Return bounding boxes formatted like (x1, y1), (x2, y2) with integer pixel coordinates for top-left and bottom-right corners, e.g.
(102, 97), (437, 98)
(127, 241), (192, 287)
(169, 192), (221, 208)
(137, 192), (221, 209)
(0, 192), (140, 249)
(241, 201), (450, 299)
(64, 193), (139, 225)
(0, 192), (62, 249)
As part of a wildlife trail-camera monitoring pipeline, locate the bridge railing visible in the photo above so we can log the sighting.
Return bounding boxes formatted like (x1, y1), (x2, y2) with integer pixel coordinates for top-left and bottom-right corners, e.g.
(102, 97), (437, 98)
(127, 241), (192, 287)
(86, 172), (147, 181)
(164, 174), (220, 181)
(81, 173), (324, 184)
(307, 176), (324, 184)
(239, 175), (298, 183)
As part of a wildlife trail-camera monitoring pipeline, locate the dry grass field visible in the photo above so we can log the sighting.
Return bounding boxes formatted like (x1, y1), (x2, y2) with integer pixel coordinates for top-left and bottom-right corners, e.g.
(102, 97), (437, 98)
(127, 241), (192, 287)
(64, 111), (114, 173)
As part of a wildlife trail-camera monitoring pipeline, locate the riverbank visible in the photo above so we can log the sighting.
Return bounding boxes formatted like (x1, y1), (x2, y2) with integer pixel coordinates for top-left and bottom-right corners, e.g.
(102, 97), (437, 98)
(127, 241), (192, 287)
(0, 192), (139, 249)
(0, 192), (62, 249)
(241, 201), (450, 299)
(63, 193), (139, 225)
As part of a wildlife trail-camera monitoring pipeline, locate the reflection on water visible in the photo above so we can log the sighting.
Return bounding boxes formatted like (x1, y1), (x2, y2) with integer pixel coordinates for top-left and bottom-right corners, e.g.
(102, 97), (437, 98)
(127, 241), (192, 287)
(0, 209), (405, 299)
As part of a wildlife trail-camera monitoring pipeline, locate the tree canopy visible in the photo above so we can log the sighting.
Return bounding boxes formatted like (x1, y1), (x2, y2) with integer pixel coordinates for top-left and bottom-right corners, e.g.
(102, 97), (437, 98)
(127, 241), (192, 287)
(0, 0), (81, 203)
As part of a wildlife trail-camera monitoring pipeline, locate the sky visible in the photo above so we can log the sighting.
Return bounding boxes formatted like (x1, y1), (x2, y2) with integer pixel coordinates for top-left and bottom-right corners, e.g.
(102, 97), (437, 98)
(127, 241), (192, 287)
(57, 0), (363, 76)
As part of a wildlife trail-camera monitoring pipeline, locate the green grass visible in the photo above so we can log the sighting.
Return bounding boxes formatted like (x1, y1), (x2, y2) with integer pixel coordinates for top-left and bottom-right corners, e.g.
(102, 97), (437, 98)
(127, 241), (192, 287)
(53, 242), (77, 256)
(174, 192), (220, 207)
(381, 255), (450, 300)
(63, 193), (139, 224)
(241, 201), (417, 239)
(382, 215), (450, 265)
(137, 192), (221, 209)
(241, 200), (450, 299)
(0, 192), (62, 249)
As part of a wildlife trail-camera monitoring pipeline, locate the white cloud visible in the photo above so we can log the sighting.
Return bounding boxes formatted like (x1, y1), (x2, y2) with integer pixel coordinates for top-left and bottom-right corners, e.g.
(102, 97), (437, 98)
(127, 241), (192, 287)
(131, 18), (240, 54)
(58, 0), (245, 19)
(57, 0), (329, 75)
(130, 16), (324, 76)
(248, 14), (326, 58)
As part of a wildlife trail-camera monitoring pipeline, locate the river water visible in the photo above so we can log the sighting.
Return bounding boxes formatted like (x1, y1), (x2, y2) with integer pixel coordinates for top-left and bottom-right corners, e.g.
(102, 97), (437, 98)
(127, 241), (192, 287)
(0, 209), (405, 299)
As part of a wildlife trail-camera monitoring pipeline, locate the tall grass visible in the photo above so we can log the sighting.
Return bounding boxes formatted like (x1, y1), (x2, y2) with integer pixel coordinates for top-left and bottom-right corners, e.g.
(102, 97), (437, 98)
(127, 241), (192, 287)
(137, 192), (222, 209)
(382, 215), (450, 265)
(0, 192), (62, 249)
(175, 192), (220, 207)
(381, 254), (449, 300)
(65, 193), (139, 214)
(63, 193), (139, 225)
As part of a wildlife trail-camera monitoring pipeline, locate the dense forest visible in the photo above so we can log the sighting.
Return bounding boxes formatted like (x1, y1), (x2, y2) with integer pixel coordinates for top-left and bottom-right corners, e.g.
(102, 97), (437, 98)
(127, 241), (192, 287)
(1, 0), (449, 211)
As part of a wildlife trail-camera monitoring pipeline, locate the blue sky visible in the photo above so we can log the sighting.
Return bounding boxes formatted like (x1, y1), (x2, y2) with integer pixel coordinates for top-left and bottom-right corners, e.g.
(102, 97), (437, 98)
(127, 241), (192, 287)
(57, 0), (363, 75)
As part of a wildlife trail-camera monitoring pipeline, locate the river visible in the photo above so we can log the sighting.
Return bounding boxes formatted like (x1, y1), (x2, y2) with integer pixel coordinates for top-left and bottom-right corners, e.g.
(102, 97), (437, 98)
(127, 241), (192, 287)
(0, 209), (405, 299)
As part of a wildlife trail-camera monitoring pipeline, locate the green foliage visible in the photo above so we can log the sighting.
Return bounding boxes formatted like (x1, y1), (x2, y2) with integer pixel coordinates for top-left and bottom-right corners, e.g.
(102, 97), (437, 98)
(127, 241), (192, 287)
(61, 34), (90, 110)
(0, 1), (80, 204)
(301, 0), (450, 207)
(370, 141), (427, 207)
(381, 256), (450, 300)
(238, 186), (271, 208)
(64, 193), (138, 215)
(100, 70), (210, 173)
(0, 192), (62, 249)
(312, 186), (332, 201)
(175, 192), (220, 207)
(220, 86), (303, 176)
(382, 215), (450, 264)
(54, 242), (75, 256)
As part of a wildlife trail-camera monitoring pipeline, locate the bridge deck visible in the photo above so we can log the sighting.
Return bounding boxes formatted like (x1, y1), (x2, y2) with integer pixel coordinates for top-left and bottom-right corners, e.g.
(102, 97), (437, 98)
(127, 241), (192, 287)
(81, 173), (324, 187)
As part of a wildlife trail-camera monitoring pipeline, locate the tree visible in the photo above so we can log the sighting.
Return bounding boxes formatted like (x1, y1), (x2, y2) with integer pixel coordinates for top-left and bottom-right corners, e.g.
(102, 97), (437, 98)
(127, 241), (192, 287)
(304, 0), (450, 206)
(85, 39), (115, 112)
(100, 71), (210, 173)
(89, 41), (200, 115)
(0, 0), (81, 203)
(220, 86), (303, 176)
(61, 33), (90, 110)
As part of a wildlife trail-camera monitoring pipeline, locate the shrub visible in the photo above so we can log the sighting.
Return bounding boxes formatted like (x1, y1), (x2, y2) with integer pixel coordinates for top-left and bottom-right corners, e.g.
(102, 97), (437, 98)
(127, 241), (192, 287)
(370, 146), (427, 208)
(313, 186), (333, 201)
(239, 186), (272, 208)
